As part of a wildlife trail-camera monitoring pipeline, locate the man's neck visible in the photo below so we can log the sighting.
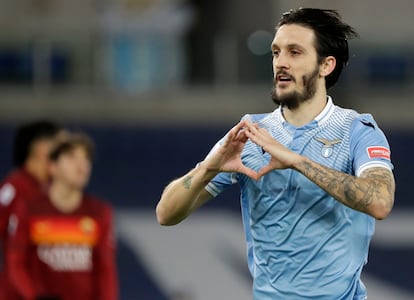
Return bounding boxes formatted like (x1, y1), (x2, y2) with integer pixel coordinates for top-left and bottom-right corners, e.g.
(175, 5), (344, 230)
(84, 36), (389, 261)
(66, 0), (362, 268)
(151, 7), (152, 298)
(49, 182), (83, 214)
(282, 90), (328, 127)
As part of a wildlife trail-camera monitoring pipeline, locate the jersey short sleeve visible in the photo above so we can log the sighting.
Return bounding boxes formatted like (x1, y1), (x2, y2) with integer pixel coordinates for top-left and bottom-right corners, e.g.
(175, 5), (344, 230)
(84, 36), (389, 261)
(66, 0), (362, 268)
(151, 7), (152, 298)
(350, 113), (393, 176)
(205, 172), (238, 197)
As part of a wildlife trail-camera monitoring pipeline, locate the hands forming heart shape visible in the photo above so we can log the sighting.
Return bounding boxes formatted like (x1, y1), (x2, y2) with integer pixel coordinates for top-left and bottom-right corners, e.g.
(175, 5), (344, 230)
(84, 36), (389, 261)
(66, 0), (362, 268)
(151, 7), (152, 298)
(202, 119), (303, 181)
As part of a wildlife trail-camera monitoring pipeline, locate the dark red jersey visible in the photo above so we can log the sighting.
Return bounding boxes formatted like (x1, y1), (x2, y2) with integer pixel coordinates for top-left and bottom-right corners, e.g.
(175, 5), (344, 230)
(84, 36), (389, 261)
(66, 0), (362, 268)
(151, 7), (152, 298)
(6, 194), (118, 300)
(0, 169), (45, 242)
(0, 169), (46, 299)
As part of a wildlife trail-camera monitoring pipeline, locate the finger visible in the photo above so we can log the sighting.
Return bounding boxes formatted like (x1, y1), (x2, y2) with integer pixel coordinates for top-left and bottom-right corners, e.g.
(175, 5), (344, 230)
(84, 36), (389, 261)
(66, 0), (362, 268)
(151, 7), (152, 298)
(229, 121), (249, 140)
(243, 120), (258, 132)
(237, 120), (259, 142)
(223, 123), (244, 146)
(244, 128), (262, 144)
(247, 127), (273, 148)
(238, 165), (260, 180)
(246, 123), (267, 140)
(236, 131), (249, 143)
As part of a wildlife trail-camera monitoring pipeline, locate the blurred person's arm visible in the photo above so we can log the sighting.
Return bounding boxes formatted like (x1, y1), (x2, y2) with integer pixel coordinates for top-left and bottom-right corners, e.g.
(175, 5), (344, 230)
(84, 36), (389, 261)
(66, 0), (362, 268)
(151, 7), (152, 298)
(0, 182), (14, 239)
(94, 204), (118, 300)
(6, 200), (38, 300)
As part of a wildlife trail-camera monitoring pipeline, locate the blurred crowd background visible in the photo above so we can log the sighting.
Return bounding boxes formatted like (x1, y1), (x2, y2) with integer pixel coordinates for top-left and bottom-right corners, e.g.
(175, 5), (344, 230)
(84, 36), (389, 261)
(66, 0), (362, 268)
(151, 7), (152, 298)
(0, 0), (413, 299)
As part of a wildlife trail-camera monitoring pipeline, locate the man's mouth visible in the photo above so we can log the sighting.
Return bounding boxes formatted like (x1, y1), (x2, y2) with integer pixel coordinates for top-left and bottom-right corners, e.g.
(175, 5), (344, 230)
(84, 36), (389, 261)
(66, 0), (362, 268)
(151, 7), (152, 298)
(276, 73), (294, 83)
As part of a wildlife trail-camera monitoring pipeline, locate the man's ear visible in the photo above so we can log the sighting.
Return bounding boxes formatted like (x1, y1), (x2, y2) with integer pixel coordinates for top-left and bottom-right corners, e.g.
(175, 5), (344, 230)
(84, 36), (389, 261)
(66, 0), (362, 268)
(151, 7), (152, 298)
(320, 56), (336, 77)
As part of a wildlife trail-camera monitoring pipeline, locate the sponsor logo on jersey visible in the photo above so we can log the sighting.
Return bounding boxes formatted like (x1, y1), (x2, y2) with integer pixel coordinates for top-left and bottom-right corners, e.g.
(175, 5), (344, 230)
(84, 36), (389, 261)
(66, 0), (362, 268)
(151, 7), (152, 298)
(367, 146), (391, 160)
(314, 137), (342, 158)
(30, 216), (99, 271)
(37, 244), (93, 271)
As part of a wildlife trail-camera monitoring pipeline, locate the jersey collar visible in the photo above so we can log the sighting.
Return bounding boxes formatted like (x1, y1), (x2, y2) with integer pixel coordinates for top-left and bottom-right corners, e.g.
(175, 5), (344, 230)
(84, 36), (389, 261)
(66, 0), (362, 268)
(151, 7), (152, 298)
(314, 96), (334, 125)
(276, 96), (334, 127)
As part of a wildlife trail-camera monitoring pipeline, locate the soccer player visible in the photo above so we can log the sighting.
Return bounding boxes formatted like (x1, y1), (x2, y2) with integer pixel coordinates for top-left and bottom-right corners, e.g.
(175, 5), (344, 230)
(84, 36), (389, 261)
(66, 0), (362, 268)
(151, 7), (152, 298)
(0, 120), (63, 299)
(6, 133), (118, 300)
(156, 8), (395, 299)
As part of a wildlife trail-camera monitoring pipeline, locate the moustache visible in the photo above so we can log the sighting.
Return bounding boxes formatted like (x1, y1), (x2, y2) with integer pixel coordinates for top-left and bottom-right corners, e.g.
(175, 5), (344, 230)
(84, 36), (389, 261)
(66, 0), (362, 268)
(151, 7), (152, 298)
(274, 71), (295, 83)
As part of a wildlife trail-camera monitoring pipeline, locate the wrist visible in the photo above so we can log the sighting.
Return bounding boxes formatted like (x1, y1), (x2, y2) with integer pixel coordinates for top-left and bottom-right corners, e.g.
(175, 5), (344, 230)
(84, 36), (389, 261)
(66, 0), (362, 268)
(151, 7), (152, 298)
(291, 154), (309, 171)
(196, 161), (220, 179)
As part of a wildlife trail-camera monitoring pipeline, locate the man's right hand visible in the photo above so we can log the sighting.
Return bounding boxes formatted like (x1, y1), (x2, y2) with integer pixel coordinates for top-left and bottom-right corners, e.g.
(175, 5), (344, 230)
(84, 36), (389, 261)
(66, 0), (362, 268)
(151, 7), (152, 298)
(202, 120), (259, 180)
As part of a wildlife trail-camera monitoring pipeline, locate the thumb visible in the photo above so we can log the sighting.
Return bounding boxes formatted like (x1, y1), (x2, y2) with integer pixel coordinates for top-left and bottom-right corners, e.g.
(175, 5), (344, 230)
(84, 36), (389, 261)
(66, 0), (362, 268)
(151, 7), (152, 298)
(238, 165), (260, 181)
(257, 165), (274, 178)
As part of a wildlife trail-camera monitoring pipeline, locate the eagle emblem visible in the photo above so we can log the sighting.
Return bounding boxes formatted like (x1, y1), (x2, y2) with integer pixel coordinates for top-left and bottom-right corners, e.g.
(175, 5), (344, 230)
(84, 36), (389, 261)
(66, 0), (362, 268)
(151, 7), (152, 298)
(314, 137), (341, 158)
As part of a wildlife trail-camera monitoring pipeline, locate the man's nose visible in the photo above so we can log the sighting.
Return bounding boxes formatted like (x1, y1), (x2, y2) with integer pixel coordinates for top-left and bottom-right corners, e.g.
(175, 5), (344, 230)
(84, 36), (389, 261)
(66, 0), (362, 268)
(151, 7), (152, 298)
(273, 52), (290, 70)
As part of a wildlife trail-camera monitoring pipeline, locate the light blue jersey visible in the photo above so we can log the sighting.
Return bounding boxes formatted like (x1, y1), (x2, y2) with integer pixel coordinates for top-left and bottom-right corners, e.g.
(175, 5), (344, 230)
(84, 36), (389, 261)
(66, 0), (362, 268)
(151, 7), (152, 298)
(205, 97), (393, 299)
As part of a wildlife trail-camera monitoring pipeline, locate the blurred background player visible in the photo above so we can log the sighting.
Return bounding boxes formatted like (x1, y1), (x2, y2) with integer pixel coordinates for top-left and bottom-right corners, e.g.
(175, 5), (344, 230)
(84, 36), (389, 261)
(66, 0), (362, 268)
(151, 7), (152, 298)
(6, 132), (118, 300)
(0, 120), (63, 299)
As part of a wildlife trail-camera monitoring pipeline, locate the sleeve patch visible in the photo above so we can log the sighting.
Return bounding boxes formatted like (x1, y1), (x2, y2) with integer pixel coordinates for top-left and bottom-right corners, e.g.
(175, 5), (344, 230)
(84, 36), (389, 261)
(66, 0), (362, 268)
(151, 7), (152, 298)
(367, 146), (391, 160)
(0, 183), (16, 206)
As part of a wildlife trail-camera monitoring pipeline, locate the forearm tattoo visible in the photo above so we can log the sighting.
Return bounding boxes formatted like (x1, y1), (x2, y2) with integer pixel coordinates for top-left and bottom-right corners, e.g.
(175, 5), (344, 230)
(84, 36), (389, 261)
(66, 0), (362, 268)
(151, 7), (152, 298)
(297, 160), (395, 215)
(183, 176), (193, 190)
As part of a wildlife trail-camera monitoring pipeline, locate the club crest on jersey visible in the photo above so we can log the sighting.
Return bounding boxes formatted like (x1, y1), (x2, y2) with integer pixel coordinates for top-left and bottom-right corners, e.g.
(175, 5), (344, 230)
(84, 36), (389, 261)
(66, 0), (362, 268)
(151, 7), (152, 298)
(79, 217), (96, 234)
(314, 137), (341, 158)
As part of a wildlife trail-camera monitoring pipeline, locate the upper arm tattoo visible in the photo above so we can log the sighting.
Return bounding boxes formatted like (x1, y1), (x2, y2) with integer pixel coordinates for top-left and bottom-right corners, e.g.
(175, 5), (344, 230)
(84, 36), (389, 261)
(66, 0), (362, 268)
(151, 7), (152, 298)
(359, 167), (395, 208)
(339, 167), (395, 213)
(297, 160), (395, 215)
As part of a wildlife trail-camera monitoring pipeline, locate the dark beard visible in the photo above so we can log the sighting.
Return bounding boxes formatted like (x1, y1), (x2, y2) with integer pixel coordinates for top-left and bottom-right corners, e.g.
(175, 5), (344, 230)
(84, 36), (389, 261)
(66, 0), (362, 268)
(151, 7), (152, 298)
(271, 67), (319, 110)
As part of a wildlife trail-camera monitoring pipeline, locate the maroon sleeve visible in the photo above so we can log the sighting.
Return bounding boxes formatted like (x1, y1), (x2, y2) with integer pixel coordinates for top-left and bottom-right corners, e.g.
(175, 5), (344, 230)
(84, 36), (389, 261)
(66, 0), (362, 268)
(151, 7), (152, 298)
(94, 203), (118, 300)
(0, 203), (11, 241)
(0, 181), (18, 240)
(6, 200), (37, 300)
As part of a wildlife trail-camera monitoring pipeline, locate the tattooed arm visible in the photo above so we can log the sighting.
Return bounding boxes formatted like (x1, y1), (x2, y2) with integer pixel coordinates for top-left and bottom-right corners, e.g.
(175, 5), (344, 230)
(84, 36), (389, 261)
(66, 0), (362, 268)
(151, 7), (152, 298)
(156, 166), (217, 226)
(294, 158), (395, 219)
(243, 120), (395, 220)
(156, 120), (258, 226)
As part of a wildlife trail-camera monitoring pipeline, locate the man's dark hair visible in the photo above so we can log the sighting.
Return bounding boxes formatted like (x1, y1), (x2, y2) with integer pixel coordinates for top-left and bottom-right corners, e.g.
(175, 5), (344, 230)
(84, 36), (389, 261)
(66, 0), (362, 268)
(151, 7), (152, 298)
(49, 132), (95, 162)
(13, 120), (62, 167)
(278, 8), (358, 89)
